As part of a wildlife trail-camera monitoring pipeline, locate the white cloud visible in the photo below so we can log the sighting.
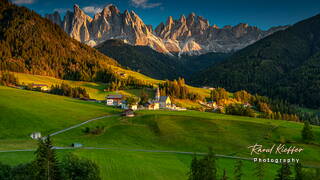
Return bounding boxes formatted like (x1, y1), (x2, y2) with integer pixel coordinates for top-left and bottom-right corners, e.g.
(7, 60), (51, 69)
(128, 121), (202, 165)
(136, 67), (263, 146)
(12, 0), (35, 5)
(131, 0), (161, 9)
(83, 6), (103, 14)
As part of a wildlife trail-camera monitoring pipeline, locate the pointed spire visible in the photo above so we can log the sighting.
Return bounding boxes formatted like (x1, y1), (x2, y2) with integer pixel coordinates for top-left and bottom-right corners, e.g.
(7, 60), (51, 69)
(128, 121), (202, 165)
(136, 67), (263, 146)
(155, 88), (160, 101)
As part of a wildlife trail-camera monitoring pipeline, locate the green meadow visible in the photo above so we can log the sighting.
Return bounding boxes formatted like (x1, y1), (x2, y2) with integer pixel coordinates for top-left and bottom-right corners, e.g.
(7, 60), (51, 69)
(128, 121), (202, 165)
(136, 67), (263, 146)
(0, 85), (319, 179)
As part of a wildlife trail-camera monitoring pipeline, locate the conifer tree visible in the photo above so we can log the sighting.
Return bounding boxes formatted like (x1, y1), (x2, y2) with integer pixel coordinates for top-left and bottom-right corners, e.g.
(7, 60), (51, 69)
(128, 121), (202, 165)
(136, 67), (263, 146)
(275, 163), (292, 180)
(254, 162), (266, 180)
(221, 169), (228, 180)
(34, 137), (61, 180)
(294, 163), (303, 180)
(233, 160), (243, 180)
(301, 121), (315, 143)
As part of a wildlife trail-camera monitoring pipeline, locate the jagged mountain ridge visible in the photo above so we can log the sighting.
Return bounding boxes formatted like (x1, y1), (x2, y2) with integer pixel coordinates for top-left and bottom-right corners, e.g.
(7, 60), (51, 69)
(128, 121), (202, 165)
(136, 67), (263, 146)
(46, 4), (287, 55)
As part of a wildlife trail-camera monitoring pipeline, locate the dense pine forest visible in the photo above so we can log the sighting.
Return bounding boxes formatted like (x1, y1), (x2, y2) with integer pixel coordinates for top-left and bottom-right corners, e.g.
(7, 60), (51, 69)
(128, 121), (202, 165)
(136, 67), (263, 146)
(192, 13), (320, 109)
(0, 0), (118, 82)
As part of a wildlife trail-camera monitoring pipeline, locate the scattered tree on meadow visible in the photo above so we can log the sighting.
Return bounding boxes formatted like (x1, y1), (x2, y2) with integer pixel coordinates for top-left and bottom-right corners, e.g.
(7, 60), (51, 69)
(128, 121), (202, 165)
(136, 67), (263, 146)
(34, 137), (61, 180)
(139, 89), (149, 105)
(294, 163), (303, 180)
(301, 121), (315, 143)
(0, 71), (18, 86)
(233, 160), (244, 180)
(254, 162), (266, 180)
(0, 162), (11, 180)
(275, 163), (292, 180)
(210, 88), (229, 102)
(234, 90), (251, 103)
(188, 148), (217, 180)
(221, 169), (228, 180)
(61, 154), (101, 180)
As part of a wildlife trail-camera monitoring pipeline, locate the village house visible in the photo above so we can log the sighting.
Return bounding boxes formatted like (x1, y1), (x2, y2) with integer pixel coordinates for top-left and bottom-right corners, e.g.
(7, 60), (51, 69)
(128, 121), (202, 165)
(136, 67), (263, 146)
(123, 109), (135, 117)
(31, 84), (50, 91)
(106, 94), (123, 106)
(129, 104), (138, 111)
(145, 101), (160, 110)
(30, 132), (41, 139)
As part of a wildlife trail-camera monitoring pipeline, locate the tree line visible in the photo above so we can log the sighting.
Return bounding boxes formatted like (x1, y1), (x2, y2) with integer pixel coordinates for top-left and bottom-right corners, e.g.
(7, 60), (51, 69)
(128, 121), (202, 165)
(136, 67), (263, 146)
(188, 148), (319, 180)
(49, 83), (90, 99)
(159, 78), (203, 101)
(0, 137), (100, 180)
(209, 88), (320, 125)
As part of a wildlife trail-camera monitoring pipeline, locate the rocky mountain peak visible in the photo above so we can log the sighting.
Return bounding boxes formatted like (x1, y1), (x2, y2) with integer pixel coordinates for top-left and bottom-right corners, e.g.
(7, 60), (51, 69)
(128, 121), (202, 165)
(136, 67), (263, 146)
(45, 11), (62, 27)
(179, 15), (186, 23)
(166, 16), (174, 26)
(102, 4), (120, 16)
(46, 5), (287, 55)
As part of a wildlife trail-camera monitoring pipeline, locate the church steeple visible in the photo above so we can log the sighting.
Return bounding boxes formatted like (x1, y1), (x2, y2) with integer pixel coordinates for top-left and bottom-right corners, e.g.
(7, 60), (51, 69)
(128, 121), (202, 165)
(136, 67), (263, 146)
(155, 88), (160, 101)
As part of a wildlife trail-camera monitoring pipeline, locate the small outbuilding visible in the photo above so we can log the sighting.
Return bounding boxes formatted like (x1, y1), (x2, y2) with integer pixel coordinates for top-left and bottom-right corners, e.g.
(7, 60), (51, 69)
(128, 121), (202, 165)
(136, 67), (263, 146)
(71, 143), (83, 148)
(30, 132), (42, 139)
(123, 109), (135, 117)
(106, 94), (124, 106)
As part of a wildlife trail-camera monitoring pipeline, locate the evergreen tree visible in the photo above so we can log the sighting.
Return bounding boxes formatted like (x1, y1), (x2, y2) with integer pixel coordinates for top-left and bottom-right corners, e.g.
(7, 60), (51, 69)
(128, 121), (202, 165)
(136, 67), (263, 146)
(254, 162), (266, 180)
(0, 162), (12, 180)
(221, 169), (228, 180)
(301, 121), (315, 143)
(61, 153), (101, 180)
(34, 137), (61, 180)
(188, 148), (217, 180)
(188, 155), (200, 180)
(294, 163), (303, 180)
(275, 163), (292, 180)
(202, 147), (217, 180)
(233, 160), (243, 180)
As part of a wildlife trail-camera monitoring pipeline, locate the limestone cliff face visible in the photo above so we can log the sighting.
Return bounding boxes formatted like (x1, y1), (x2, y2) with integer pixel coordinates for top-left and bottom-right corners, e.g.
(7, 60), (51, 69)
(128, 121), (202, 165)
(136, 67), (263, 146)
(154, 14), (287, 55)
(46, 4), (287, 55)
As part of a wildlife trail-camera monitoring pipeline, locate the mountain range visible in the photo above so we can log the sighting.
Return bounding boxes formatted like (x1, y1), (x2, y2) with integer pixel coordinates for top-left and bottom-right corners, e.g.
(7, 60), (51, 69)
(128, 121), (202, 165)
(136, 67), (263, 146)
(45, 4), (287, 55)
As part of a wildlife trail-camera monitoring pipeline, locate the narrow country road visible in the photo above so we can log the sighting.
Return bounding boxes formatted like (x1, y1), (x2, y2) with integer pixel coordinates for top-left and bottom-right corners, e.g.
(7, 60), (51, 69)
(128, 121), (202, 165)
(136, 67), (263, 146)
(48, 114), (119, 137)
(0, 146), (252, 161)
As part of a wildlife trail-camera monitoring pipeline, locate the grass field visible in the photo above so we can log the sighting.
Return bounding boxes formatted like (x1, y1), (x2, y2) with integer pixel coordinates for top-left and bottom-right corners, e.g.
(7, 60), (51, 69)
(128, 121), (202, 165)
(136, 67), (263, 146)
(0, 149), (281, 180)
(0, 85), (319, 179)
(0, 86), (121, 150)
(10, 72), (210, 101)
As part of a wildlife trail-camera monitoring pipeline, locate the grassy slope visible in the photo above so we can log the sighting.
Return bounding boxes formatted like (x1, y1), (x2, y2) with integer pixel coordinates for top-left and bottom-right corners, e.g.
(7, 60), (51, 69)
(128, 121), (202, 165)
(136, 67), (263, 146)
(0, 86), (120, 150)
(12, 72), (209, 101)
(0, 86), (319, 179)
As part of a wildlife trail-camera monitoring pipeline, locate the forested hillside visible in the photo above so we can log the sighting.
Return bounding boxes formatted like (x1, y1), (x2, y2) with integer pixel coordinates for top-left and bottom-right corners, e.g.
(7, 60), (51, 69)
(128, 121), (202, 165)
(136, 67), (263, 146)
(192, 13), (320, 108)
(96, 39), (230, 80)
(95, 39), (183, 80)
(0, 0), (118, 82)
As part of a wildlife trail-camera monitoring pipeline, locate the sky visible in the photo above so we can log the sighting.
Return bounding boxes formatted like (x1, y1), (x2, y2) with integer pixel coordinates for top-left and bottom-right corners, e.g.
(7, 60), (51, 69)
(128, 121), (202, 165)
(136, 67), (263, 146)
(11, 0), (320, 30)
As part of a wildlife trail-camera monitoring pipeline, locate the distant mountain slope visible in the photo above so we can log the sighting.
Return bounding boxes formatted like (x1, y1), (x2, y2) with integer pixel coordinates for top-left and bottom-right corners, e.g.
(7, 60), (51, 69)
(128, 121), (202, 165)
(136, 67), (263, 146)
(180, 52), (231, 78)
(0, 0), (118, 82)
(95, 39), (230, 80)
(95, 39), (183, 80)
(192, 13), (320, 108)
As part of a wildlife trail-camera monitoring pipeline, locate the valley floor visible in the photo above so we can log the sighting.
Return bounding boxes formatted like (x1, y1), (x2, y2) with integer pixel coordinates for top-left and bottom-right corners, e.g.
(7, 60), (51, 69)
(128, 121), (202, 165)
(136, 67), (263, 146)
(0, 86), (319, 179)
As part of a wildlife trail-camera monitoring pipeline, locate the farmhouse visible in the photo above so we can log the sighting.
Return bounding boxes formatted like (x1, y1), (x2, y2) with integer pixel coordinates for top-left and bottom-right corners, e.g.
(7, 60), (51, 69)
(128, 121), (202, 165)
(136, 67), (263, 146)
(123, 109), (135, 117)
(31, 84), (49, 91)
(30, 132), (41, 139)
(145, 101), (160, 110)
(106, 94), (123, 106)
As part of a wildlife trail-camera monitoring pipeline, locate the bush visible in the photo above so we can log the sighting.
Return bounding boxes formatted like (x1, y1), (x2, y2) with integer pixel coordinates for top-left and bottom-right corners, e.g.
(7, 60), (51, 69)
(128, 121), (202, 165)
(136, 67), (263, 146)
(61, 154), (101, 180)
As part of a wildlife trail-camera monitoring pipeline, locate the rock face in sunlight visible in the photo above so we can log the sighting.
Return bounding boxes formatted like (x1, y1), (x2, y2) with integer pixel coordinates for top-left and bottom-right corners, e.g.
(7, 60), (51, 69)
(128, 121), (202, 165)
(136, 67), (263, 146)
(46, 4), (287, 55)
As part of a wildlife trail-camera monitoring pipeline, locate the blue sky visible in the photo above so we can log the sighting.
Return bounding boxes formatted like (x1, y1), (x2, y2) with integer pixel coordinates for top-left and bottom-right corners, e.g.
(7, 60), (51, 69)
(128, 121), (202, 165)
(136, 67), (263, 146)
(12, 0), (320, 30)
